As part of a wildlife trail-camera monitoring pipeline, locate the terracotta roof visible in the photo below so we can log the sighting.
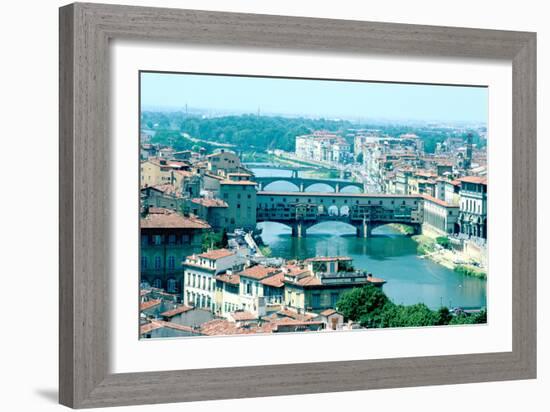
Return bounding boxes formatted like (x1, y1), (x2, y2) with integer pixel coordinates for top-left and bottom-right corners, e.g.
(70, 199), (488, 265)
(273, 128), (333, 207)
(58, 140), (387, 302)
(140, 320), (196, 335)
(283, 264), (310, 277)
(145, 184), (182, 197)
(191, 198), (228, 208)
(160, 305), (193, 318)
(140, 299), (161, 311)
(260, 272), (285, 288)
(422, 194), (458, 208)
(459, 176), (487, 185)
(141, 208), (211, 229)
(320, 309), (339, 316)
(239, 265), (280, 280)
(230, 311), (257, 321)
(215, 273), (240, 285)
(367, 276), (387, 286)
(197, 248), (234, 260)
(277, 308), (316, 321)
(140, 322), (162, 335)
(204, 172), (225, 181)
(296, 276), (323, 286)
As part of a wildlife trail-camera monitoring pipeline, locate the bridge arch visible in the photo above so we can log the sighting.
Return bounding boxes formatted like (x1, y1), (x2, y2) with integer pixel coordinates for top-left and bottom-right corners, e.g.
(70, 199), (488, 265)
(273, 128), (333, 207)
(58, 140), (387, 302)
(339, 185), (362, 194)
(304, 182), (336, 193)
(369, 222), (420, 236)
(261, 179), (300, 192)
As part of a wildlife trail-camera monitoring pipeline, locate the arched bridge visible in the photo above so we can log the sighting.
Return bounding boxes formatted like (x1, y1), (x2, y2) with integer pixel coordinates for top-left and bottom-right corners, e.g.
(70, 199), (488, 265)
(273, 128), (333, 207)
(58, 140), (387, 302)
(254, 176), (364, 193)
(256, 191), (423, 237)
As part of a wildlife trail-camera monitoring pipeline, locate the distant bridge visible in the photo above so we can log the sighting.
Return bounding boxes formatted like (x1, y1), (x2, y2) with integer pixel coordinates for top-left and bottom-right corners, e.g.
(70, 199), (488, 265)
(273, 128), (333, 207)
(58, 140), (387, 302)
(256, 191), (423, 237)
(244, 163), (319, 171)
(254, 175), (364, 193)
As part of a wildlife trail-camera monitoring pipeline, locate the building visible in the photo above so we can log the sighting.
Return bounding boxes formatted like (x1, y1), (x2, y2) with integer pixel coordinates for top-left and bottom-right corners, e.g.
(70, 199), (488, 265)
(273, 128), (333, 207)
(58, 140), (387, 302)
(215, 265), (285, 318)
(205, 150), (248, 176)
(457, 176), (487, 239)
(283, 257), (385, 313)
(422, 194), (460, 235)
(295, 131), (352, 164)
(140, 158), (192, 188)
(183, 248), (243, 311)
(141, 184), (186, 212)
(140, 208), (211, 296)
(189, 197), (229, 230)
(219, 177), (257, 231)
(318, 309), (345, 330)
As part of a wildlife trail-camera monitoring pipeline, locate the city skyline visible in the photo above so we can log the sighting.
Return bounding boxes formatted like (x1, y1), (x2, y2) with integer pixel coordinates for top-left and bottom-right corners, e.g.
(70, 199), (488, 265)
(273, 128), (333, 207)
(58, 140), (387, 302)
(140, 72), (488, 124)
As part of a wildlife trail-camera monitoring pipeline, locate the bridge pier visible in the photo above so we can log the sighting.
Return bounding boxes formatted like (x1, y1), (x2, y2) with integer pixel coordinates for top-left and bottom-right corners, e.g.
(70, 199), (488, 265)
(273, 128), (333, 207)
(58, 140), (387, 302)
(356, 220), (372, 238)
(335, 183), (340, 193)
(299, 183), (304, 192)
(291, 222), (306, 238)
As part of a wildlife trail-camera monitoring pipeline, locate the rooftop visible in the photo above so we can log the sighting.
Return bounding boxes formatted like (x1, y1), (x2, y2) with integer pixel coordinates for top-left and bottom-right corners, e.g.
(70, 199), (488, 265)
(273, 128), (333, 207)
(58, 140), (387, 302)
(191, 198), (228, 208)
(160, 305), (194, 318)
(197, 248), (234, 260)
(141, 208), (211, 230)
(320, 309), (339, 317)
(239, 265), (280, 280)
(140, 299), (161, 311)
(230, 311), (258, 322)
(459, 176), (487, 185)
(422, 194), (458, 208)
(260, 272), (285, 288)
(215, 273), (240, 285)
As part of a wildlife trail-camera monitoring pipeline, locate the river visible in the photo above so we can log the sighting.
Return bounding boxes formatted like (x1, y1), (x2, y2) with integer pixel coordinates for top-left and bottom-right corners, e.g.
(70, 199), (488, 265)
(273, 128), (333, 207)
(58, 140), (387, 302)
(251, 166), (487, 310)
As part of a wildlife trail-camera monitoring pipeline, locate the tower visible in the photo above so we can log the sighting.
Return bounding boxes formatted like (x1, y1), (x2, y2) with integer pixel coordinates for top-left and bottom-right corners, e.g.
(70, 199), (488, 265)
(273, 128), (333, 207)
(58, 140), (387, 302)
(464, 133), (473, 170)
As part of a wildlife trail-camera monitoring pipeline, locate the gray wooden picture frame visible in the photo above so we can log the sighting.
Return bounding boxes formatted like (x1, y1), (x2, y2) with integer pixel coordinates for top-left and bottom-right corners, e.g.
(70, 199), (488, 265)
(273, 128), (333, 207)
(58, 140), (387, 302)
(59, 2), (537, 409)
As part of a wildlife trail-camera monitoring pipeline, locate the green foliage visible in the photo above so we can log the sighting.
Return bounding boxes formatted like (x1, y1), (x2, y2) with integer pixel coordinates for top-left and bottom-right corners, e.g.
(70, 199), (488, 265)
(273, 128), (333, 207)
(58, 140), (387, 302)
(201, 230), (228, 252)
(454, 264), (487, 279)
(435, 236), (450, 249)
(379, 303), (439, 328)
(259, 246), (272, 257)
(337, 285), (391, 328)
(337, 285), (486, 329)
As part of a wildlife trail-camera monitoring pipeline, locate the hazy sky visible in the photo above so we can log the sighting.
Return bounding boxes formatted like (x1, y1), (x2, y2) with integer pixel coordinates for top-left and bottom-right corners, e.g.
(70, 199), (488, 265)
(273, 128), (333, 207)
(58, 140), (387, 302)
(140, 71), (488, 124)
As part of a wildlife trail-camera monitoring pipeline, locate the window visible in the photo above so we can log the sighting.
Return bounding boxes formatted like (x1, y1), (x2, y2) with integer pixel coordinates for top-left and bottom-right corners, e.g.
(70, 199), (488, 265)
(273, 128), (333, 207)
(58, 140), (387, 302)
(168, 256), (175, 270)
(237, 193), (241, 199)
(140, 256), (148, 270)
(312, 294), (321, 308)
(140, 235), (148, 246)
(237, 203), (241, 209)
(168, 235), (176, 245)
(153, 278), (162, 289)
(223, 193), (228, 199)
(330, 293), (339, 307)
(167, 278), (177, 293)
(154, 256), (162, 270)
(153, 235), (162, 245)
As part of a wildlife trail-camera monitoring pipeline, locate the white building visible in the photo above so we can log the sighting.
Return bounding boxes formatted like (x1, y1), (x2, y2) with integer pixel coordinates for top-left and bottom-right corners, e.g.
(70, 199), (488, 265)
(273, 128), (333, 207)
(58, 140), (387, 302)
(183, 248), (243, 311)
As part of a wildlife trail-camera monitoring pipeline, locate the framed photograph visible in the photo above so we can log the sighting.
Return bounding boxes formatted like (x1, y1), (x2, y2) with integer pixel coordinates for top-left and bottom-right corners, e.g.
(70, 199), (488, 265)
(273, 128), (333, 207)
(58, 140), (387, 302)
(59, 2), (536, 408)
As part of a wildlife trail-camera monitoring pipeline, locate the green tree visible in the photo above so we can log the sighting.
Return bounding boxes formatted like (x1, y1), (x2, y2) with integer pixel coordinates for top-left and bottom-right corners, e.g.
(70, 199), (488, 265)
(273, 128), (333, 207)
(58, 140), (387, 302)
(435, 236), (450, 249)
(337, 285), (391, 328)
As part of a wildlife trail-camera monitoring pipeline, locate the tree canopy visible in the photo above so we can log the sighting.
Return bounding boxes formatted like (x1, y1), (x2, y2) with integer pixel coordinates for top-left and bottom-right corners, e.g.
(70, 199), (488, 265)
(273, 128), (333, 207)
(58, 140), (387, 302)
(337, 285), (486, 328)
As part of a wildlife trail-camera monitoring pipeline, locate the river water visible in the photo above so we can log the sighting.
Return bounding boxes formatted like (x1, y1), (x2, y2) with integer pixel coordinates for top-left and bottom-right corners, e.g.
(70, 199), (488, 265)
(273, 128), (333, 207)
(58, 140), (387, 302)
(251, 166), (487, 310)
